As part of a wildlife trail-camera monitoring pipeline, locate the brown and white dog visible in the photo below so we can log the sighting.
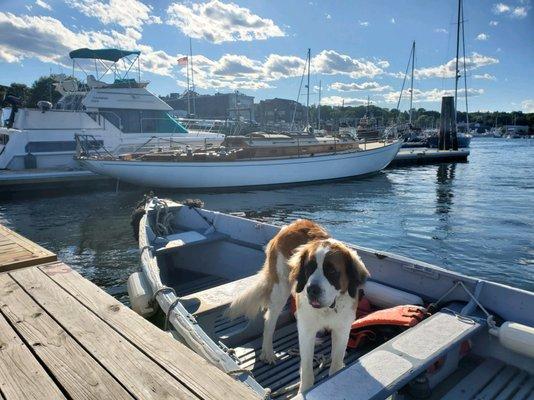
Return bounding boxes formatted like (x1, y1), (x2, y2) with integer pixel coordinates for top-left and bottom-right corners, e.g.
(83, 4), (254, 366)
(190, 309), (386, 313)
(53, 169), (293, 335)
(228, 219), (369, 393)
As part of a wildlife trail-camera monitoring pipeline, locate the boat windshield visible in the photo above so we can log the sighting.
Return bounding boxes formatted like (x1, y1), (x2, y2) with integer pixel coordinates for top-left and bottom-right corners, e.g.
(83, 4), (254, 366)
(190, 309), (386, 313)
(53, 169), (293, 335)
(98, 108), (188, 134)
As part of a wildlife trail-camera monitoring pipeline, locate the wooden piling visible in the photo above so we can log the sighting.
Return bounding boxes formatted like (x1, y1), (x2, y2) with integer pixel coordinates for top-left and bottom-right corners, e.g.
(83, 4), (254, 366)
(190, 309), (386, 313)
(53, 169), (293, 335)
(439, 96), (455, 150)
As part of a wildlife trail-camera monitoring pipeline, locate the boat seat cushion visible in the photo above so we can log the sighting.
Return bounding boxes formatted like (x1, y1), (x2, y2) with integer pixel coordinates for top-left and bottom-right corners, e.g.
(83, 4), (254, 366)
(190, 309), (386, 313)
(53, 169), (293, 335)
(297, 311), (485, 399)
(155, 231), (228, 255)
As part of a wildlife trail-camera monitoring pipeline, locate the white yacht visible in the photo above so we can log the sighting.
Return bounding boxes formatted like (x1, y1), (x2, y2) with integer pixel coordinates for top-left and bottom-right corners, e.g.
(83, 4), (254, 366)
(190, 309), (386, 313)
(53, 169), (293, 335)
(0, 48), (223, 171)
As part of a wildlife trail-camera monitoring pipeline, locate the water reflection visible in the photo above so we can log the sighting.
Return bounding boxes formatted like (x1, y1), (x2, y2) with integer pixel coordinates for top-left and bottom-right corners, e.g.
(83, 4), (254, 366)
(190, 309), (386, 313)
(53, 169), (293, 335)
(435, 163), (456, 216)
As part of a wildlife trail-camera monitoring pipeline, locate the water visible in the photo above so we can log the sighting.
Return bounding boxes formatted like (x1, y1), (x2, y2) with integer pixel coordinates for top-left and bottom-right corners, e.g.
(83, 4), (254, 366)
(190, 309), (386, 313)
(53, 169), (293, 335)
(0, 138), (532, 300)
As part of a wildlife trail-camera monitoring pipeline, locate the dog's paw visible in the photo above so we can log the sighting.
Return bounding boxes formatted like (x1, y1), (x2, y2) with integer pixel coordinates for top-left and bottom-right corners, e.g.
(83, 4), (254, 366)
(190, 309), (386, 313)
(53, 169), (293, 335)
(260, 349), (278, 364)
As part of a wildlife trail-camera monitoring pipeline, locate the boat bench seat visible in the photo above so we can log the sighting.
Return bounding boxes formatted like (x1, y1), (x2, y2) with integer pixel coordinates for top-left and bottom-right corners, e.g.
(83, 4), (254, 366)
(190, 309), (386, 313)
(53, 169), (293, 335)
(155, 230), (228, 255)
(181, 275), (258, 316)
(297, 311), (485, 400)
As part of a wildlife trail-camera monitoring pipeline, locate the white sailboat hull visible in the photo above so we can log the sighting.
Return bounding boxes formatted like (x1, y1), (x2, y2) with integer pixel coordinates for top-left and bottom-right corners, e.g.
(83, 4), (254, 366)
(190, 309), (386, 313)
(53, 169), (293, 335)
(79, 141), (402, 188)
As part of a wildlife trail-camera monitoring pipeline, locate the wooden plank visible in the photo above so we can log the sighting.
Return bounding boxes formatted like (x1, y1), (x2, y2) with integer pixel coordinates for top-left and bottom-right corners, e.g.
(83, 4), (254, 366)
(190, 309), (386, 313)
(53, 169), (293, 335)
(0, 313), (66, 400)
(0, 274), (134, 400)
(9, 267), (198, 400)
(39, 262), (259, 400)
(0, 225), (56, 272)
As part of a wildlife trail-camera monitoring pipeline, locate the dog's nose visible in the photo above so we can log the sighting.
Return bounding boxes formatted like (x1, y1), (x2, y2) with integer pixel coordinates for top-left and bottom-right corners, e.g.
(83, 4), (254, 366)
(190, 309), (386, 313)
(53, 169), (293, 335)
(307, 284), (321, 299)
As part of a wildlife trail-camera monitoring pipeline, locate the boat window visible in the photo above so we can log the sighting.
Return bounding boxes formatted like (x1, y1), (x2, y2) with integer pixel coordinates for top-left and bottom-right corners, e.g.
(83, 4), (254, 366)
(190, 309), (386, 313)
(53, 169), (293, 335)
(98, 108), (188, 134)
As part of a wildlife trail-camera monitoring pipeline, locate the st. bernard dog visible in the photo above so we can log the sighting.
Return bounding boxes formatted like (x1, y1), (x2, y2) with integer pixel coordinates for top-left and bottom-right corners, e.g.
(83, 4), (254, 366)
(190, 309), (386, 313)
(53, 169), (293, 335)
(228, 219), (369, 393)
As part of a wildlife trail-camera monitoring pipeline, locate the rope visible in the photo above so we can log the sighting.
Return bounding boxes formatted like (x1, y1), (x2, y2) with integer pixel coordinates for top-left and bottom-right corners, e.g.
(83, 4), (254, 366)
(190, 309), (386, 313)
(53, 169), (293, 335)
(428, 280), (496, 329)
(164, 297), (182, 331)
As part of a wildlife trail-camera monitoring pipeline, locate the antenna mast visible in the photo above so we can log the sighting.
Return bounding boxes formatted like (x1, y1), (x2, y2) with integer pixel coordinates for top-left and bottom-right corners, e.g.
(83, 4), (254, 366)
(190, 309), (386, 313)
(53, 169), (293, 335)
(189, 37), (196, 116)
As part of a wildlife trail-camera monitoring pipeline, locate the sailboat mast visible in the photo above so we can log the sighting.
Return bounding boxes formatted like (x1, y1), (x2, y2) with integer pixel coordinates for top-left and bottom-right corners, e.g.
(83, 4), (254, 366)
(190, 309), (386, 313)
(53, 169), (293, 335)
(454, 0), (462, 127)
(189, 37), (196, 116)
(409, 40), (415, 125)
(306, 48), (311, 127)
(461, 2), (469, 130)
(318, 80), (322, 129)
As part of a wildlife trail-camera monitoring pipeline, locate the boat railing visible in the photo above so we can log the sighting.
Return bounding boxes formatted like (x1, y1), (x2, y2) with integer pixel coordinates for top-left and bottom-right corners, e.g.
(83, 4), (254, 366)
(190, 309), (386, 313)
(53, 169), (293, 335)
(75, 134), (114, 159)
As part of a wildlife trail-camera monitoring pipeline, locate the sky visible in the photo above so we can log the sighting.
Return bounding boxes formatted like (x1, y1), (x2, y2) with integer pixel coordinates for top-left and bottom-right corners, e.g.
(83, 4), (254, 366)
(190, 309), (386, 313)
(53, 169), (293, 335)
(0, 0), (533, 112)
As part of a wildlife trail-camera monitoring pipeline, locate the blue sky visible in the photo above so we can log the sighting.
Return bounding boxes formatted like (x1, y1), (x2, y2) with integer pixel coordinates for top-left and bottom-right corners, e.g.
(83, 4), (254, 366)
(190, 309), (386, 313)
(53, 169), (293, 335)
(1, 0), (532, 112)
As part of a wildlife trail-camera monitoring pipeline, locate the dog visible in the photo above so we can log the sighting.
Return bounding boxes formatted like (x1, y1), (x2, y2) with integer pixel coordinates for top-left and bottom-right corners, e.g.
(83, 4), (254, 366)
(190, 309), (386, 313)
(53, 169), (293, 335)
(228, 219), (369, 393)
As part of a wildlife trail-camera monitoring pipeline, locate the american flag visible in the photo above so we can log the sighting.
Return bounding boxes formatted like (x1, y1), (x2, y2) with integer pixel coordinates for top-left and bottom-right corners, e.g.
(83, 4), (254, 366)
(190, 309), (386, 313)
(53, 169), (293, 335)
(177, 56), (188, 65)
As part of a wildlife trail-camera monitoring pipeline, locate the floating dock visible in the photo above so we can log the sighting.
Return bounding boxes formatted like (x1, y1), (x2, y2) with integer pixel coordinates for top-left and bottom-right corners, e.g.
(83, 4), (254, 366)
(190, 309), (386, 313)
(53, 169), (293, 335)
(389, 147), (470, 167)
(0, 224), (56, 272)
(0, 168), (111, 193)
(0, 224), (258, 400)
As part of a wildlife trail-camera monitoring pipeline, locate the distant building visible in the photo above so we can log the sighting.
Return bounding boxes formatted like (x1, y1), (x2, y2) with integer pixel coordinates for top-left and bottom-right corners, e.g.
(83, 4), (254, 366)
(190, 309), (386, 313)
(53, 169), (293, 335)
(164, 91), (254, 121)
(255, 98), (306, 126)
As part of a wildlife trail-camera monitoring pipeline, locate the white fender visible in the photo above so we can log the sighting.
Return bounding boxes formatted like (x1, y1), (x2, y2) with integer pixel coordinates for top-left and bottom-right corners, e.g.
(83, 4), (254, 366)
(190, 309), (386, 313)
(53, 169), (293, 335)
(490, 321), (534, 358)
(127, 272), (156, 317)
(363, 281), (424, 308)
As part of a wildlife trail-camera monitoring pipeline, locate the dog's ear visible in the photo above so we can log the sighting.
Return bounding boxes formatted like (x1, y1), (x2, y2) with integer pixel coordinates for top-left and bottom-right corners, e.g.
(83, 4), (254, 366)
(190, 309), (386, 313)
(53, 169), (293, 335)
(345, 248), (370, 298)
(289, 245), (309, 293)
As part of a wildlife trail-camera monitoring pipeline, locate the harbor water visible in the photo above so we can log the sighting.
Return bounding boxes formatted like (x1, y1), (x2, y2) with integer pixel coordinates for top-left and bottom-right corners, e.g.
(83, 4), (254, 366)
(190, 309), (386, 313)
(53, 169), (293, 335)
(0, 138), (532, 301)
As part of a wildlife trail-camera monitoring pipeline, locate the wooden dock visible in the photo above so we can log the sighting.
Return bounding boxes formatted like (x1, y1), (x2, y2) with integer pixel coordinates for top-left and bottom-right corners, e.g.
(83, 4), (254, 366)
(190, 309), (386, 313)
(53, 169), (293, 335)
(0, 224), (56, 272)
(390, 148), (470, 167)
(0, 228), (258, 399)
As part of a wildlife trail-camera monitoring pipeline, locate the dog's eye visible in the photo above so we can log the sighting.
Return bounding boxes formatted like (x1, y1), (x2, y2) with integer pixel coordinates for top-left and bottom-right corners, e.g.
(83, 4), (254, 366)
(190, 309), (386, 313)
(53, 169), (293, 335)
(324, 263), (338, 277)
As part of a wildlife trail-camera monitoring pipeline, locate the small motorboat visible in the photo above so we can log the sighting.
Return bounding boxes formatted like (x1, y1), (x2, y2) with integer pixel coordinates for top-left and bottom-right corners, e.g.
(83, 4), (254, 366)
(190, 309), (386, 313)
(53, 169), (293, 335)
(128, 197), (534, 399)
(76, 133), (402, 189)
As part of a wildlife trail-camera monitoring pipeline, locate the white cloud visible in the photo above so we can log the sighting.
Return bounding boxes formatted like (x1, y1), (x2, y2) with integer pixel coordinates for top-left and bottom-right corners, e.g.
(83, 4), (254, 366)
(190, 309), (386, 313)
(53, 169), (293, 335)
(489, 20), (499, 26)
(311, 50), (385, 79)
(434, 28), (448, 34)
(473, 73), (497, 80)
(476, 33), (489, 40)
(493, 3), (511, 13)
(359, 20), (369, 27)
(383, 88), (485, 103)
(330, 81), (391, 92)
(166, 0), (285, 43)
(521, 99), (534, 113)
(0, 12), (177, 77)
(377, 60), (390, 68)
(321, 96), (369, 106)
(414, 52), (499, 79)
(67, 0), (161, 30)
(35, 0), (52, 11)
(492, 2), (529, 18)
(390, 17), (396, 24)
(511, 6), (528, 17)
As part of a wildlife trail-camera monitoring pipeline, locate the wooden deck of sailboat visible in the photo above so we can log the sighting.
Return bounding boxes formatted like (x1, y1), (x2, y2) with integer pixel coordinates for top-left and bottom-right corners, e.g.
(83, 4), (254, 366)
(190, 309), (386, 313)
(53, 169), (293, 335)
(0, 261), (258, 400)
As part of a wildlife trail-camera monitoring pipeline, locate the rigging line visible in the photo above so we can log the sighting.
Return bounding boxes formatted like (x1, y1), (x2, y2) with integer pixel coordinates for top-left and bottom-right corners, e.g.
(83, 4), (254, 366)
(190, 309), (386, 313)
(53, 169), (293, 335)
(290, 51), (308, 131)
(396, 43), (413, 123)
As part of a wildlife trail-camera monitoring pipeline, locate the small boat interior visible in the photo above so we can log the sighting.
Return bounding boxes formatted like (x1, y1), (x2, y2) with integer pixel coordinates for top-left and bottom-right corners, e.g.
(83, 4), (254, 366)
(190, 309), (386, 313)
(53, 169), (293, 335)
(136, 200), (534, 399)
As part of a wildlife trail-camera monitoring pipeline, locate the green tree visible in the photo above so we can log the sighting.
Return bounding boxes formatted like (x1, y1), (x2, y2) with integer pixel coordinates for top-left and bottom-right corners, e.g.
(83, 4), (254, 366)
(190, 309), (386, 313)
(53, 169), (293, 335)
(27, 75), (63, 108)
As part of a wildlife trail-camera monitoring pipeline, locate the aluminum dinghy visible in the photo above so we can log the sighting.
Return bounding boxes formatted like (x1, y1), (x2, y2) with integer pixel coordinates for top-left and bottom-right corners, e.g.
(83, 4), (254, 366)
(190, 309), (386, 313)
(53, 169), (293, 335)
(130, 198), (534, 399)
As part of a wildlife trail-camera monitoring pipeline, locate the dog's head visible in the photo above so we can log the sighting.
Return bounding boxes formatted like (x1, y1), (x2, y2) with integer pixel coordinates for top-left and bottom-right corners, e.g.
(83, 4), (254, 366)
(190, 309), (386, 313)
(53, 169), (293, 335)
(289, 239), (370, 309)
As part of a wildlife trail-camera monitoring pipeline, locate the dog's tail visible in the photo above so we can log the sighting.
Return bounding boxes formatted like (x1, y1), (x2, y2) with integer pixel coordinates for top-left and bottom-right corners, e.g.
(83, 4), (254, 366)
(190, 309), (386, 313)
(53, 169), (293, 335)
(226, 269), (272, 320)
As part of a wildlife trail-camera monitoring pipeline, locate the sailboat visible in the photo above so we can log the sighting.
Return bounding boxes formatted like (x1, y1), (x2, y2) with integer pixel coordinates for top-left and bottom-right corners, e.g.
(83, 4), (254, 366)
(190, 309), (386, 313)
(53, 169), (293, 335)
(76, 49), (402, 189)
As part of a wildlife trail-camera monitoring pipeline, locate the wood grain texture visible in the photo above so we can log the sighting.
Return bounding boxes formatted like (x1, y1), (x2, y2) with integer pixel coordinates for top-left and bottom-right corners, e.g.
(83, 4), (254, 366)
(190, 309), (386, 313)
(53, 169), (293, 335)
(9, 267), (197, 400)
(0, 313), (66, 400)
(0, 225), (56, 272)
(0, 273), (134, 400)
(40, 261), (259, 400)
